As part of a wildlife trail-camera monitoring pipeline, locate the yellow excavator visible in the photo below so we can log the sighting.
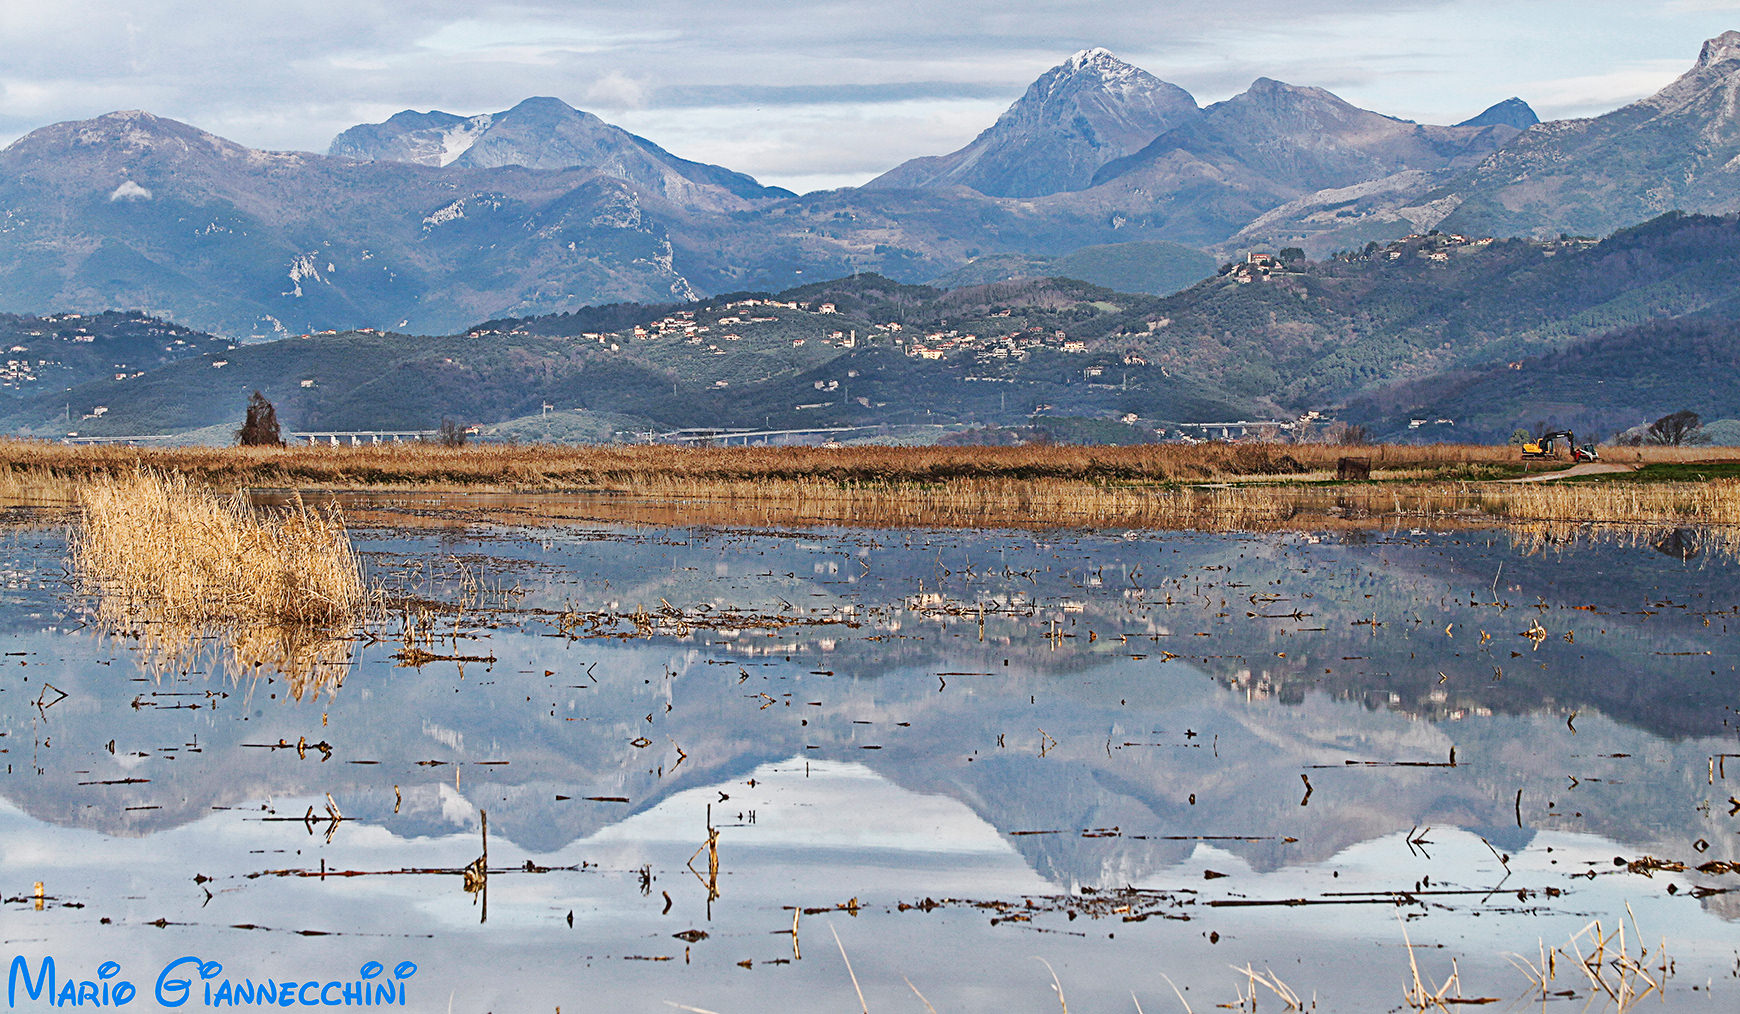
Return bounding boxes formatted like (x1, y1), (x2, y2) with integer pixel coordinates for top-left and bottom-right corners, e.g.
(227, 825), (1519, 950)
(1521, 430), (1599, 462)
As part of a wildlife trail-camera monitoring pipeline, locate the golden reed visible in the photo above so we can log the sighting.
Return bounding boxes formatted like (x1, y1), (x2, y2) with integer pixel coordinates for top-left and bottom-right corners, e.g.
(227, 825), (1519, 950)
(5, 438), (1736, 528)
(70, 469), (368, 625)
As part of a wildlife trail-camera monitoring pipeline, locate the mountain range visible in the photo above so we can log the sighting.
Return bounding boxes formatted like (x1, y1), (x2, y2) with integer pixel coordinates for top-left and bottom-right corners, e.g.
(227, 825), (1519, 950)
(3, 36), (1740, 441)
(6, 35), (1740, 342)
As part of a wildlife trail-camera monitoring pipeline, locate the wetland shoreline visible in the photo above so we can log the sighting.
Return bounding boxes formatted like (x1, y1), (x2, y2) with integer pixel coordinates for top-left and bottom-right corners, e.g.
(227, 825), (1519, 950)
(4, 438), (1737, 528)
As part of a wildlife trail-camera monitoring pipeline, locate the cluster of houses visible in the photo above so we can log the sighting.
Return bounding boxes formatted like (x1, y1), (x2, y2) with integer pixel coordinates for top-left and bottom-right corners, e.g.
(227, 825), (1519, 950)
(1224, 250), (1301, 283)
(558, 298), (869, 356)
(0, 351), (43, 388)
(3, 314), (197, 390)
(904, 325), (1091, 362)
(1382, 232), (1493, 262)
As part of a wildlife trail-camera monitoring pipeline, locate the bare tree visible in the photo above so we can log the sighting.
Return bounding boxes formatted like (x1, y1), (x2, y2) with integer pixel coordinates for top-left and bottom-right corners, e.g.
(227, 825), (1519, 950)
(437, 418), (468, 447)
(1645, 410), (1702, 446)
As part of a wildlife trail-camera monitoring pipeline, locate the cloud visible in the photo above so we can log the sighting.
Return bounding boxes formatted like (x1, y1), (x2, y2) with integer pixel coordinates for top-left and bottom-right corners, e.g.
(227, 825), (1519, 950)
(614, 96), (1011, 191)
(650, 80), (1019, 109)
(582, 71), (648, 111)
(1520, 61), (1694, 119)
(108, 180), (152, 201)
(0, 2), (1732, 190)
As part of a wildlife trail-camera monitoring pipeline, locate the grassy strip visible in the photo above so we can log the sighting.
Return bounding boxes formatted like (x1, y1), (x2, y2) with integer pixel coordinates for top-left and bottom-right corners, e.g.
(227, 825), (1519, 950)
(1551, 461), (1740, 483)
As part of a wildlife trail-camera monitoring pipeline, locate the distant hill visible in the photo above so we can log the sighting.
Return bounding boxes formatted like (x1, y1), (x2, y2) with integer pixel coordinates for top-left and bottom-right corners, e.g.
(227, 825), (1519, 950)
(1077, 78), (1521, 245)
(0, 108), (1200, 338)
(1109, 212), (1740, 412)
(0, 310), (231, 423)
(930, 240), (1216, 295)
(5, 37), (1740, 337)
(0, 275), (1252, 438)
(0, 111), (716, 337)
(17, 212), (1740, 442)
(1340, 317), (1740, 441)
(1223, 34), (1740, 256)
(1437, 32), (1740, 239)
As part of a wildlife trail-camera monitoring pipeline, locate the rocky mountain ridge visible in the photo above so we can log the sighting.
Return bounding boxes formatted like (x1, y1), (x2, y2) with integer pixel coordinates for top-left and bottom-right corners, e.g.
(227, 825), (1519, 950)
(330, 95), (790, 210)
(868, 48), (1201, 197)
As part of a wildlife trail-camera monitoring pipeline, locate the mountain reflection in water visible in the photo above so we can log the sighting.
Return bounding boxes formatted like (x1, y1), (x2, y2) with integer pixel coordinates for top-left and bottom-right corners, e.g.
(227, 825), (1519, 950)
(1, 500), (1736, 1011)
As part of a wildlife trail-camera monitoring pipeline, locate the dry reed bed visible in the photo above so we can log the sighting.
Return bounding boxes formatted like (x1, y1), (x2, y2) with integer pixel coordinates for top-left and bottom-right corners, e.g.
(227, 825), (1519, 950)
(610, 475), (1322, 529)
(6, 437), (1709, 490)
(573, 474), (1740, 530)
(1478, 478), (1740, 524)
(72, 470), (369, 626)
(9, 438), (1740, 529)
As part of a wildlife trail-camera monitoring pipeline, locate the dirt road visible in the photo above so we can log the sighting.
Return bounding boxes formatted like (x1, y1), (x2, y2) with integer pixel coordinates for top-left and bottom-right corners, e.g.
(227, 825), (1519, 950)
(1502, 462), (1638, 483)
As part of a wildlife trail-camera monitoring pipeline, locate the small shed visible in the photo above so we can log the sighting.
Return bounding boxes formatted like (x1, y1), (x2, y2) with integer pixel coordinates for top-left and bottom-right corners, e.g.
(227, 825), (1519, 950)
(1336, 456), (1373, 481)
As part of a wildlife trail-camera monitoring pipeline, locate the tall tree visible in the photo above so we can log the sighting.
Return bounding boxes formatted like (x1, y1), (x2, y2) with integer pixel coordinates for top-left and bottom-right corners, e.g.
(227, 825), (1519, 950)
(237, 391), (283, 446)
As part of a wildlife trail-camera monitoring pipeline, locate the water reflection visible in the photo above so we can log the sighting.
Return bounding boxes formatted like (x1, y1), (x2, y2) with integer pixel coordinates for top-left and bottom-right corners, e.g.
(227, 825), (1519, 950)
(2, 502), (1738, 1010)
(78, 594), (356, 698)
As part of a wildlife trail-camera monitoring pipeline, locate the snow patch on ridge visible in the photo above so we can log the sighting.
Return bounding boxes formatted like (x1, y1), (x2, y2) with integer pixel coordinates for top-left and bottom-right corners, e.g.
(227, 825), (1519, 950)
(109, 180), (152, 201)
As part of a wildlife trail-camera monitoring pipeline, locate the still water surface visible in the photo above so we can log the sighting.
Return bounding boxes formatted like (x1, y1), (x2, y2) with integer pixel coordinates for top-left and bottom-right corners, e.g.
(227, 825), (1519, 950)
(2, 494), (1738, 1011)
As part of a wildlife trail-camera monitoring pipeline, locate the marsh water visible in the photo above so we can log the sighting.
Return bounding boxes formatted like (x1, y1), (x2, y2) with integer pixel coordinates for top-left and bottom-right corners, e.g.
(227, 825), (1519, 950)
(3, 492), (1739, 1012)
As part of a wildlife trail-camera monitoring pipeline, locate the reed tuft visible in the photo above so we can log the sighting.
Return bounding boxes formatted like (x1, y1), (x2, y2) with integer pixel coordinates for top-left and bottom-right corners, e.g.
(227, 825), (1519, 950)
(71, 470), (368, 626)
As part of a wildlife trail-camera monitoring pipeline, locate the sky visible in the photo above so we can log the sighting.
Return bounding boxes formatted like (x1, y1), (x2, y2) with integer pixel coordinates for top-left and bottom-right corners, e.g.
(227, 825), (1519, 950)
(3, 1), (1740, 193)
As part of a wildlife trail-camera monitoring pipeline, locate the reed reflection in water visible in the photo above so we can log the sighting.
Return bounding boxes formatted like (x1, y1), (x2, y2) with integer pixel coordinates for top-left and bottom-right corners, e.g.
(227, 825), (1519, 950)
(70, 469), (369, 696)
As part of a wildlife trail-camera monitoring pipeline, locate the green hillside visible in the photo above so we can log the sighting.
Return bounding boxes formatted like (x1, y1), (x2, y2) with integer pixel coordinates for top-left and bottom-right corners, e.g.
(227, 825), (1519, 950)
(1342, 318), (1740, 442)
(4, 299), (1252, 439)
(0, 310), (231, 411)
